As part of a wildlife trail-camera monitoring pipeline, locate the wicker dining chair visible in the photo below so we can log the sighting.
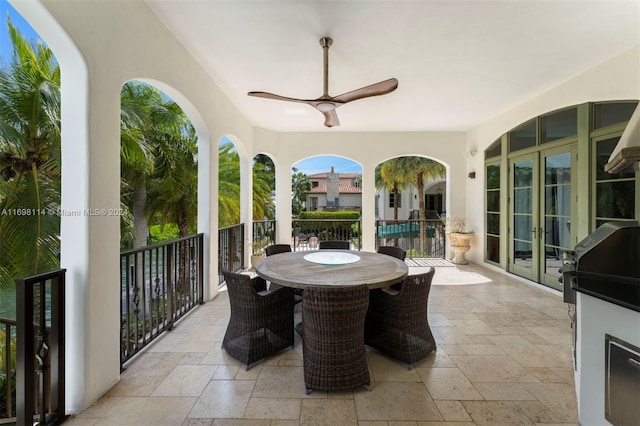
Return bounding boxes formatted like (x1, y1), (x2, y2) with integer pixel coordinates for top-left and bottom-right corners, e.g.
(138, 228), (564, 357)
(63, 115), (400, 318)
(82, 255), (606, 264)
(264, 244), (303, 303)
(377, 245), (407, 261)
(318, 240), (350, 250)
(364, 268), (436, 369)
(264, 244), (292, 256)
(377, 246), (407, 291)
(301, 285), (371, 394)
(221, 269), (294, 369)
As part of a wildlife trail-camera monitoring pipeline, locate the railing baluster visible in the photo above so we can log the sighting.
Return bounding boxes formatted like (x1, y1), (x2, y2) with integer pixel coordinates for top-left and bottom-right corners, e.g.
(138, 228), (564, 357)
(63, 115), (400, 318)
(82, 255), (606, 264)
(15, 269), (66, 425)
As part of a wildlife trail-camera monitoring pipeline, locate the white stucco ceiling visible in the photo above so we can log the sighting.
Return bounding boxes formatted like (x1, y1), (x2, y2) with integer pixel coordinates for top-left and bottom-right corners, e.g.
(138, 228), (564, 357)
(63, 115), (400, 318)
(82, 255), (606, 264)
(146, 0), (639, 133)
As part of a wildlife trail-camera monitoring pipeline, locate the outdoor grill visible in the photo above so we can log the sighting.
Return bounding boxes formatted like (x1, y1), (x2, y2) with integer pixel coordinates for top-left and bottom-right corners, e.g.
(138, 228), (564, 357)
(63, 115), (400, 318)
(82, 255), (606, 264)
(561, 221), (640, 312)
(561, 221), (640, 426)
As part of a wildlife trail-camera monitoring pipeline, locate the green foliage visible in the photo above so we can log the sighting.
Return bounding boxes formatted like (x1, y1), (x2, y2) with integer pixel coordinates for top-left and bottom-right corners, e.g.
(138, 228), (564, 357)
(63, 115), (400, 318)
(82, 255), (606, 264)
(218, 142), (240, 227)
(291, 169), (311, 216)
(295, 211), (361, 239)
(148, 223), (180, 244)
(218, 143), (276, 227)
(0, 327), (17, 416)
(299, 211), (360, 220)
(120, 80), (199, 249)
(0, 18), (61, 289)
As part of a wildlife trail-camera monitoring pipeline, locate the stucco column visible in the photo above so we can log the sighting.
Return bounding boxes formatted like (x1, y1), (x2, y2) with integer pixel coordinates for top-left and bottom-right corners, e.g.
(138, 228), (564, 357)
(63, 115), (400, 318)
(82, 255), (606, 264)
(240, 155), (252, 266)
(275, 164), (293, 245)
(11, 1), (121, 411)
(361, 164), (376, 252)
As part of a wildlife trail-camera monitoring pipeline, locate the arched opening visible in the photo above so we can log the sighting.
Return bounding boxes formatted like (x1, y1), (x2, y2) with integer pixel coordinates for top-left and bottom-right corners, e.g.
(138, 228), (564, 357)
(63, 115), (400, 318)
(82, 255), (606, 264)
(250, 153), (275, 262)
(0, 3), (60, 321)
(292, 155), (362, 250)
(374, 156), (447, 260)
(119, 80), (199, 249)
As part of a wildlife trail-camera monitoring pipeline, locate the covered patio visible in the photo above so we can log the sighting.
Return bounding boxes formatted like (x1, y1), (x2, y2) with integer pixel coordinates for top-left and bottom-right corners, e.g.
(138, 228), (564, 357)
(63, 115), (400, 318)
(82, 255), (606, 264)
(4, 1), (637, 424)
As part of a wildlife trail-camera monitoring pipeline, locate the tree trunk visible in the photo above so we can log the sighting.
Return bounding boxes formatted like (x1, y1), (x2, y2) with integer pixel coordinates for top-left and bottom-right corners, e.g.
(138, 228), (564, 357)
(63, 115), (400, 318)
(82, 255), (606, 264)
(393, 183), (399, 246)
(133, 180), (148, 248)
(417, 171), (426, 255)
(177, 210), (189, 237)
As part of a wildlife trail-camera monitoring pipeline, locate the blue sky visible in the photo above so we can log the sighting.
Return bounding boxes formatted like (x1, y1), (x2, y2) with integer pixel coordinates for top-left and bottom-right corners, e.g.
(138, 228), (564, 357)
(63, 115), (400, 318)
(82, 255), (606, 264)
(293, 156), (361, 175)
(1, 4), (360, 177)
(0, 0), (44, 65)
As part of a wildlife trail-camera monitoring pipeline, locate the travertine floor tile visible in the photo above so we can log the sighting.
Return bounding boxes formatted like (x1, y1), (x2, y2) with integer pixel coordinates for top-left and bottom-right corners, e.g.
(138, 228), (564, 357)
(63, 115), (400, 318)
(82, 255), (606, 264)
(461, 400), (534, 424)
(417, 367), (483, 400)
(107, 352), (186, 396)
(252, 366), (323, 398)
(433, 400), (472, 422)
(299, 398), (358, 425)
(96, 396), (196, 425)
(449, 354), (526, 383)
(473, 382), (536, 400)
(354, 382), (442, 422)
(152, 364), (217, 396)
(189, 380), (255, 419)
(243, 397), (300, 420)
(521, 382), (579, 423)
(368, 351), (423, 382)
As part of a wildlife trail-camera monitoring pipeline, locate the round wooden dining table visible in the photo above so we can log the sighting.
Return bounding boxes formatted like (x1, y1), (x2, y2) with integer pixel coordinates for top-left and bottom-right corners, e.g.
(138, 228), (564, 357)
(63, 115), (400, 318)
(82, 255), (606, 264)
(254, 250), (408, 289)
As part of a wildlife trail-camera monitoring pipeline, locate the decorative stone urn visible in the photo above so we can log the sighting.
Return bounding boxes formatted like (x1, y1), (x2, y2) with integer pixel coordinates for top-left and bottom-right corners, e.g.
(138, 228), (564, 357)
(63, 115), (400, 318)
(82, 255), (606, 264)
(250, 253), (265, 268)
(447, 232), (474, 265)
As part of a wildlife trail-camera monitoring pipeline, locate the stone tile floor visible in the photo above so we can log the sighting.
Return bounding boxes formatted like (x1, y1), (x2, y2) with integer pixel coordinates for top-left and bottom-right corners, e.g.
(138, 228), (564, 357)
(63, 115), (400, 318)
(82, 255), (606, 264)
(67, 263), (578, 425)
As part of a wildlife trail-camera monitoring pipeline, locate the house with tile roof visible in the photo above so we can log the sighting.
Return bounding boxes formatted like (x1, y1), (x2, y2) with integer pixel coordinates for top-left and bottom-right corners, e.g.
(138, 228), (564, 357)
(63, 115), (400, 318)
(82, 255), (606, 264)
(305, 166), (362, 211)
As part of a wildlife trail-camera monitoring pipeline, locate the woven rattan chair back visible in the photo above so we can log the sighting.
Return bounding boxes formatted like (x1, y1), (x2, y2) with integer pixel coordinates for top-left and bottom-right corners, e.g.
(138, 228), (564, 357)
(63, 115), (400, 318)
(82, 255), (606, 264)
(318, 240), (350, 250)
(365, 268), (436, 368)
(265, 244), (292, 256)
(301, 285), (371, 394)
(222, 269), (294, 369)
(377, 246), (407, 261)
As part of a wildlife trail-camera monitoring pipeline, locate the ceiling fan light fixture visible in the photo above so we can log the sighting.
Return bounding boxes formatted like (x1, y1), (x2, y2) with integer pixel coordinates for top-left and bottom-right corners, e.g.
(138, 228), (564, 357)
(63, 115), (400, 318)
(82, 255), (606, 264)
(315, 102), (336, 112)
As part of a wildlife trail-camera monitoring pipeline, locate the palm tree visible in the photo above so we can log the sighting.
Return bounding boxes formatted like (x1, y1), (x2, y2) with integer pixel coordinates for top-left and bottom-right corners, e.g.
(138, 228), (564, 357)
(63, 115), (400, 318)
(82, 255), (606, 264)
(291, 169), (310, 216)
(376, 158), (410, 221)
(404, 157), (446, 249)
(218, 142), (241, 228)
(146, 125), (198, 238)
(120, 81), (195, 248)
(252, 156), (275, 220)
(0, 18), (60, 288)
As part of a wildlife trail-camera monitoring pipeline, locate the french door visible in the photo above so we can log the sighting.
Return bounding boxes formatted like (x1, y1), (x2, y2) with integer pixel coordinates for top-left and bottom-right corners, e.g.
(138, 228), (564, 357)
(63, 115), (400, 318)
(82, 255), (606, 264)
(509, 145), (576, 289)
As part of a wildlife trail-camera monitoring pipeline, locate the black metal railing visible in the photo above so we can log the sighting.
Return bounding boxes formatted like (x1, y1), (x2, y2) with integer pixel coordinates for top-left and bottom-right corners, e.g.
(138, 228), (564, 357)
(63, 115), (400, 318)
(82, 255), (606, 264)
(291, 219), (361, 251)
(120, 234), (204, 368)
(15, 269), (67, 426)
(218, 224), (244, 285)
(375, 219), (446, 258)
(1, 316), (17, 422)
(251, 220), (276, 250)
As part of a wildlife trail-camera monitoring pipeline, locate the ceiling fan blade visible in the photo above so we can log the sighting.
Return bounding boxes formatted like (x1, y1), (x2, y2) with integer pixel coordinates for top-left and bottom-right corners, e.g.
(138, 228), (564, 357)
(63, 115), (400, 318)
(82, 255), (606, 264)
(331, 78), (398, 104)
(247, 91), (313, 105)
(323, 109), (340, 127)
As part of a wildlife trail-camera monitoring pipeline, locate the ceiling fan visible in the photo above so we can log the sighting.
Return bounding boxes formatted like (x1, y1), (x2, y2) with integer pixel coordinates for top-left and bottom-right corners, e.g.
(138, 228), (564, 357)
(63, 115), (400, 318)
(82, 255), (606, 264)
(248, 37), (398, 128)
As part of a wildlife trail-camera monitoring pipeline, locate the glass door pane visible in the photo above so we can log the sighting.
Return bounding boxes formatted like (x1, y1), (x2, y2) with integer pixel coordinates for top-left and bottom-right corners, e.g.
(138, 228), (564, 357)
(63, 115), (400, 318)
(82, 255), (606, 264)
(541, 149), (573, 289)
(510, 155), (538, 281)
